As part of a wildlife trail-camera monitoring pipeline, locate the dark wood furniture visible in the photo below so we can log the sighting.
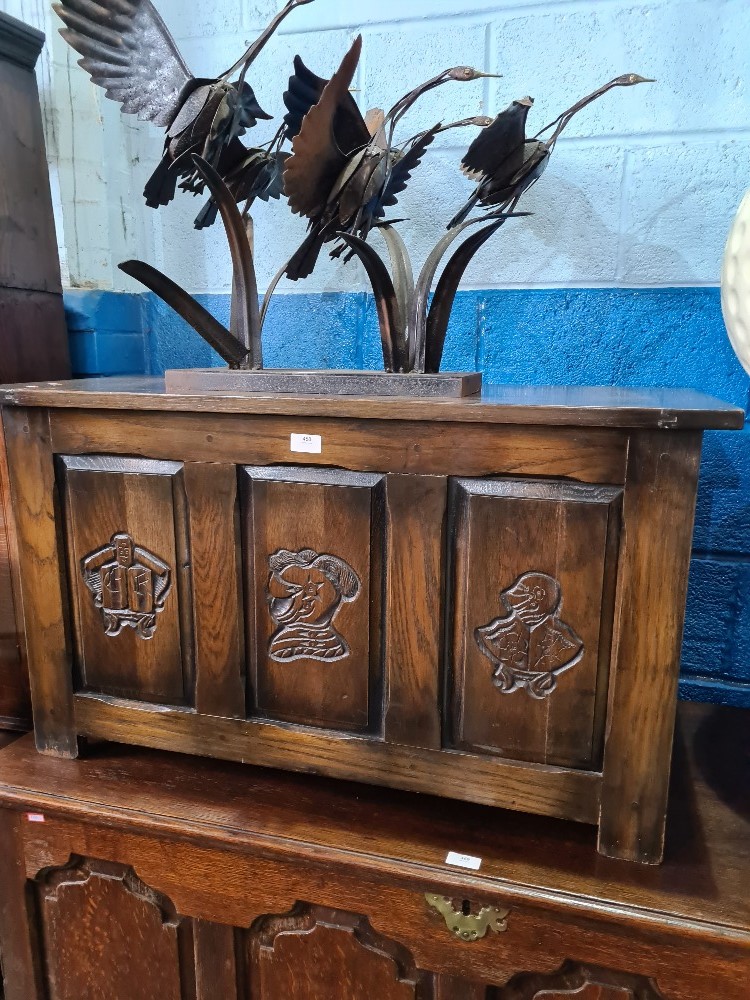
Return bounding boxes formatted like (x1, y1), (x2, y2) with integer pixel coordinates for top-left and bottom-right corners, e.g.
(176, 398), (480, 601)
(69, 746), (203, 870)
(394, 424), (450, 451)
(0, 13), (72, 732)
(0, 702), (747, 999)
(0, 378), (743, 863)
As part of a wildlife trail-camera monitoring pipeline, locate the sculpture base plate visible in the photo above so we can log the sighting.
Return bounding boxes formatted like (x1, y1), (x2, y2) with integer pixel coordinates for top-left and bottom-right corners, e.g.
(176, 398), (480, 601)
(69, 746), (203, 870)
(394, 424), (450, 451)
(164, 368), (483, 398)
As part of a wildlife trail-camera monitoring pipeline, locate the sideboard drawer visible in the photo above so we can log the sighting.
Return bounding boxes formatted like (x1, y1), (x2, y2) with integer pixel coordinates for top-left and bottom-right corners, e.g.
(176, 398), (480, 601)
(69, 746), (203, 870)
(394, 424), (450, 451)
(447, 479), (621, 770)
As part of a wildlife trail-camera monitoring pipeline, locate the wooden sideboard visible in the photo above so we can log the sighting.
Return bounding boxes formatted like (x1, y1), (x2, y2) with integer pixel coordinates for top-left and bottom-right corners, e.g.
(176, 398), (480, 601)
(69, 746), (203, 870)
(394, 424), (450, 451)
(0, 13), (72, 732)
(0, 378), (743, 863)
(0, 702), (747, 999)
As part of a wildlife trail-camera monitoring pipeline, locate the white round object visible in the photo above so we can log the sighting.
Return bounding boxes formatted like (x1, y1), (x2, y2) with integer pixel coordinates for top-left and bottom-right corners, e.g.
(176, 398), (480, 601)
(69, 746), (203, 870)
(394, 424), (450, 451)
(721, 190), (750, 376)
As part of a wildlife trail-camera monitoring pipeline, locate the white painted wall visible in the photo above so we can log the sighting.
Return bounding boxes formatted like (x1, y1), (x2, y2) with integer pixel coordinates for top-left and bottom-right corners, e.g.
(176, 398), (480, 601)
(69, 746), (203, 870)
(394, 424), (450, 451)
(4, 0), (749, 293)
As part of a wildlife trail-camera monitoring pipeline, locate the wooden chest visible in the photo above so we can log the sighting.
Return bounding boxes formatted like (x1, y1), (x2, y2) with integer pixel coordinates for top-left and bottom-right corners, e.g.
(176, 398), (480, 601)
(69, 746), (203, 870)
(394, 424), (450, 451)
(0, 378), (743, 863)
(0, 703), (747, 999)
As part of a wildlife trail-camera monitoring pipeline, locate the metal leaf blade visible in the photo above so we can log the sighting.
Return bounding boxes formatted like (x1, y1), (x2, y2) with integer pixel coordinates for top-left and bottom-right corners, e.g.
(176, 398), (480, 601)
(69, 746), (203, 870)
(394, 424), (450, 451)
(118, 260), (250, 368)
(376, 225), (415, 364)
(336, 233), (406, 373)
(424, 219), (506, 374)
(191, 154), (262, 369)
(409, 220), (475, 373)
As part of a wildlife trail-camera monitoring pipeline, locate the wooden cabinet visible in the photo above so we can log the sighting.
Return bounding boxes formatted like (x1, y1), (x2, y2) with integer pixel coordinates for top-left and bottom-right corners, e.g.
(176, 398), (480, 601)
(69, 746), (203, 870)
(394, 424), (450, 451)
(0, 379), (744, 862)
(0, 704), (747, 999)
(0, 13), (72, 732)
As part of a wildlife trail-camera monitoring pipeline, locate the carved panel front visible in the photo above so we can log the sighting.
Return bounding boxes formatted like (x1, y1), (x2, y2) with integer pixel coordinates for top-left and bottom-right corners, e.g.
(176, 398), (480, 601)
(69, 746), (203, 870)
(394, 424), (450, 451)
(498, 960), (665, 999)
(35, 858), (194, 1000)
(448, 479), (621, 769)
(59, 456), (191, 704)
(242, 467), (384, 732)
(244, 904), (425, 999)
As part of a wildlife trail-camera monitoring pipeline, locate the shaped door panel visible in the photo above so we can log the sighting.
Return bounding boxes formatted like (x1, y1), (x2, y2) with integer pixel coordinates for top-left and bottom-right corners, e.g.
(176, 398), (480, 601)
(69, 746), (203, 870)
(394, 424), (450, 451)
(241, 467), (384, 732)
(448, 479), (621, 769)
(59, 456), (191, 705)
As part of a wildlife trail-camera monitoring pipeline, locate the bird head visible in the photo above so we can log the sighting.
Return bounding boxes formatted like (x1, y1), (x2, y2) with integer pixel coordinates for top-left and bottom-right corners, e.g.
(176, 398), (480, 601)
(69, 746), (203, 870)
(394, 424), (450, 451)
(613, 73), (656, 86)
(445, 67), (502, 82)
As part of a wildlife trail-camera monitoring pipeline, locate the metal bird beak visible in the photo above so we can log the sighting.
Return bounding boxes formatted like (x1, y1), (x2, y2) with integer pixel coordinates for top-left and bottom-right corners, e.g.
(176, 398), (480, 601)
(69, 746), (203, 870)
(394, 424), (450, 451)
(450, 68), (502, 81)
(617, 73), (656, 85)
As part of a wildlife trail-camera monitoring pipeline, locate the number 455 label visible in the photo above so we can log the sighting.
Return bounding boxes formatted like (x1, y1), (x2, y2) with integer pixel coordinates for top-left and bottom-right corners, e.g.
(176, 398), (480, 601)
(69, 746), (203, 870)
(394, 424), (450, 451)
(290, 433), (322, 455)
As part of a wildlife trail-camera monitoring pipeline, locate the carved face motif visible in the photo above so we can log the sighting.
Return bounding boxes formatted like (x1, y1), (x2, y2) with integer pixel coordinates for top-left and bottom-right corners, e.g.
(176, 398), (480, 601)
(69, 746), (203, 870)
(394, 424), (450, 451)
(503, 573), (560, 625)
(270, 565), (340, 626)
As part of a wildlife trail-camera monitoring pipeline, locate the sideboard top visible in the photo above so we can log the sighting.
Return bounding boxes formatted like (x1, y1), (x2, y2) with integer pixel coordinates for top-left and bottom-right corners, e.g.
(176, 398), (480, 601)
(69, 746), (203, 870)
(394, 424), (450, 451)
(0, 377), (744, 430)
(0, 705), (746, 939)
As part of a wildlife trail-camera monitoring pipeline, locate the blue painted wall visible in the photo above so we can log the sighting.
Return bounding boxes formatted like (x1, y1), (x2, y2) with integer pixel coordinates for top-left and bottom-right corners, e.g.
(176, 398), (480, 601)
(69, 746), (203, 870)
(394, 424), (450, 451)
(64, 285), (750, 708)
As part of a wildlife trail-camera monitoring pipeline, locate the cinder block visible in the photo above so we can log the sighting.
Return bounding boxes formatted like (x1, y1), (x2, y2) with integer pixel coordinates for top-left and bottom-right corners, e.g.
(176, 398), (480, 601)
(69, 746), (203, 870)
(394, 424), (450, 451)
(249, 291), (363, 369)
(397, 142), (625, 287)
(69, 330), (146, 377)
(145, 294), (228, 375)
(620, 140), (750, 285)
(363, 22), (488, 143)
(695, 428), (750, 557)
(479, 287), (750, 405)
(490, 1), (750, 137)
(64, 290), (143, 335)
(683, 556), (750, 685)
(154, 0), (243, 40)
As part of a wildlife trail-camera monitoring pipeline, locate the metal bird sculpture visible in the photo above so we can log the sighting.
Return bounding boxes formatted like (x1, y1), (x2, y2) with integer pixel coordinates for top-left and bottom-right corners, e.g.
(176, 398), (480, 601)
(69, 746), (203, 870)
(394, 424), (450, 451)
(53, 0), (315, 214)
(281, 35), (497, 281)
(450, 74), (654, 227)
(410, 73), (654, 376)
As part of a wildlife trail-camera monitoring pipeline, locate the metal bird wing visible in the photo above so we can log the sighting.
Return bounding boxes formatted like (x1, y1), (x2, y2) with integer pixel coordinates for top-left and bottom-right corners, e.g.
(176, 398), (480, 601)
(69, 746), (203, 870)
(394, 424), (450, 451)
(283, 55), (328, 139)
(460, 99), (533, 181)
(377, 124), (441, 218)
(283, 35), (371, 218)
(53, 0), (192, 128)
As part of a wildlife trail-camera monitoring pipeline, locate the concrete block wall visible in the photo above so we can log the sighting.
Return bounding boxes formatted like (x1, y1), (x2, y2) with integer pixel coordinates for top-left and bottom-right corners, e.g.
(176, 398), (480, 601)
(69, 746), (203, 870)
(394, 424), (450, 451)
(4, 0), (750, 704)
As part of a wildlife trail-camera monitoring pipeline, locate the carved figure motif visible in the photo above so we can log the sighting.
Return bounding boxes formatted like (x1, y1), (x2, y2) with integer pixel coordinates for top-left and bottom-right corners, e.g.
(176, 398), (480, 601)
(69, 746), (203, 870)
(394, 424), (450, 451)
(82, 533), (172, 640)
(475, 572), (584, 699)
(267, 549), (361, 662)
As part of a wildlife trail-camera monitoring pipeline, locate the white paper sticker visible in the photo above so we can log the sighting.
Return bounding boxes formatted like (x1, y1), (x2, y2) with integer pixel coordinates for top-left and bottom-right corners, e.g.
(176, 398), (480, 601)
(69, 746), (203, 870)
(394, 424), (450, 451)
(26, 813), (46, 824)
(445, 851), (482, 871)
(290, 433), (322, 455)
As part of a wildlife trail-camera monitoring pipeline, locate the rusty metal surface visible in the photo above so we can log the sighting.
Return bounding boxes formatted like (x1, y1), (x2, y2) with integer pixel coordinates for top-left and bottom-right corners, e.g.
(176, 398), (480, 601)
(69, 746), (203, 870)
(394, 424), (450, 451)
(164, 368), (483, 398)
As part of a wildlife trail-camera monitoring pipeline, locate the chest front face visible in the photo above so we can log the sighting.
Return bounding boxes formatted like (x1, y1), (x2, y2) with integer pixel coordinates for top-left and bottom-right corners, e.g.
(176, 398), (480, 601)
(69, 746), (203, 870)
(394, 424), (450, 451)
(2, 399), (705, 862)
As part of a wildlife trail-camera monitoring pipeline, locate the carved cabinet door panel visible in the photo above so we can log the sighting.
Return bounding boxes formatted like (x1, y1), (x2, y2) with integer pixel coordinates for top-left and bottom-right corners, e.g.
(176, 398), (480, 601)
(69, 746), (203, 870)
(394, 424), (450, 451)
(448, 479), (621, 769)
(35, 859), (195, 1000)
(498, 961), (665, 999)
(241, 467), (384, 732)
(244, 905), (428, 999)
(58, 456), (192, 705)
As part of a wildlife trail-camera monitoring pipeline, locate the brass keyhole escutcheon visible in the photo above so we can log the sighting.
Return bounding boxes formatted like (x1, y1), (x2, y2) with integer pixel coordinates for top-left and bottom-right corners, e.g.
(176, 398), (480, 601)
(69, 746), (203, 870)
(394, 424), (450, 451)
(425, 894), (510, 941)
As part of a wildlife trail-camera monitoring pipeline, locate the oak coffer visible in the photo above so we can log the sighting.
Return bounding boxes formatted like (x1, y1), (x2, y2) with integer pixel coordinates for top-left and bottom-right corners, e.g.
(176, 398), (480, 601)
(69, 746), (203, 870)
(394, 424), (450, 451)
(0, 378), (743, 863)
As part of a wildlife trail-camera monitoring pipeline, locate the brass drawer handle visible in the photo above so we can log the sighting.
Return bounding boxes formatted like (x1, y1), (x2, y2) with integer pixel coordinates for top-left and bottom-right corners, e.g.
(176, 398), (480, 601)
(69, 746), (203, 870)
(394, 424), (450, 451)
(425, 894), (510, 941)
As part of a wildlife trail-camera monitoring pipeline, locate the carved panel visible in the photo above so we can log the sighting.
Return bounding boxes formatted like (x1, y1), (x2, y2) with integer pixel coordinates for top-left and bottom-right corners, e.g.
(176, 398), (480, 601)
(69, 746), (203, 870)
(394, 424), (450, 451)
(244, 903), (426, 999)
(267, 548), (361, 662)
(35, 857), (195, 1000)
(242, 467), (384, 732)
(449, 479), (622, 769)
(497, 960), (665, 999)
(59, 456), (192, 704)
(475, 572), (584, 700)
(82, 533), (172, 640)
